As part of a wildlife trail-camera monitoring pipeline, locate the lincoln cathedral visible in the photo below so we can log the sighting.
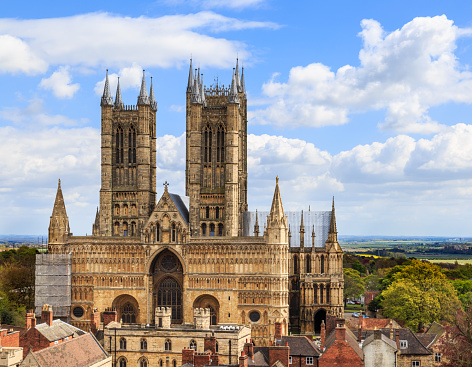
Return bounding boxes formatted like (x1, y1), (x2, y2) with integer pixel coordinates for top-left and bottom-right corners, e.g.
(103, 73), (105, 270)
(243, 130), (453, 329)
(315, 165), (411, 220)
(44, 60), (344, 346)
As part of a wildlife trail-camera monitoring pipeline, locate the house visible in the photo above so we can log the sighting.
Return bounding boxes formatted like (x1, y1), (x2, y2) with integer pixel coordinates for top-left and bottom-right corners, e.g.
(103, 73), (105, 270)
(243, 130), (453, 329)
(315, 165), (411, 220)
(20, 333), (111, 367)
(362, 329), (397, 367)
(19, 305), (86, 357)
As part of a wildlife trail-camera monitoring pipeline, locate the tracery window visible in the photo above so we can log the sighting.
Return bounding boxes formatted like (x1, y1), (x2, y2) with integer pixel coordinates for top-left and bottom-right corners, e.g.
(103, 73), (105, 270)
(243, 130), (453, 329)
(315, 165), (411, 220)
(121, 303), (136, 323)
(157, 277), (182, 322)
(208, 306), (217, 325)
(139, 359), (147, 367)
(165, 339), (172, 351)
(116, 126), (124, 164)
(190, 340), (197, 351)
(119, 358), (127, 367)
(216, 125), (225, 163)
(141, 339), (147, 350)
(128, 126), (136, 165)
(119, 338), (127, 350)
(204, 125), (212, 163)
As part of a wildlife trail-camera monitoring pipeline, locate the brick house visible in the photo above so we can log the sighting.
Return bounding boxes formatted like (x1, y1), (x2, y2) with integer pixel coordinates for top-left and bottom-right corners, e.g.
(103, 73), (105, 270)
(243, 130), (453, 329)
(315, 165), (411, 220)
(19, 305), (86, 357)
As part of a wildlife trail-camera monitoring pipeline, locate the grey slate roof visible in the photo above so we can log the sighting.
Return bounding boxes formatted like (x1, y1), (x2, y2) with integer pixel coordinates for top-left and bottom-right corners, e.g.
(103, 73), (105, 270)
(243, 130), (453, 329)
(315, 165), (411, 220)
(363, 328), (431, 356)
(36, 319), (85, 342)
(169, 193), (189, 224)
(243, 211), (331, 247)
(363, 331), (397, 350)
(280, 336), (321, 356)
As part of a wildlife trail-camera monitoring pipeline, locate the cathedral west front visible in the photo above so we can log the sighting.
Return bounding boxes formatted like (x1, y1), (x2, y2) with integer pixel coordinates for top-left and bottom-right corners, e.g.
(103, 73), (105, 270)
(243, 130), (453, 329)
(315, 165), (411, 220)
(44, 60), (344, 346)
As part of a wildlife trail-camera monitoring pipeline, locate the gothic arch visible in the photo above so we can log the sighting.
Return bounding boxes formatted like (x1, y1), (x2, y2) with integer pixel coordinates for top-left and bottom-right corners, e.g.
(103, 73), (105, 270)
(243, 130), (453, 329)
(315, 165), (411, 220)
(193, 295), (220, 325)
(145, 247), (186, 275)
(112, 294), (140, 324)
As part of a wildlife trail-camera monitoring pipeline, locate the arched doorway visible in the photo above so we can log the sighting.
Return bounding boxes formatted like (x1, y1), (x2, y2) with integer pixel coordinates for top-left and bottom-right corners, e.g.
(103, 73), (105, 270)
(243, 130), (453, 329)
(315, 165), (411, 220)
(193, 295), (220, 325)
(151, 250), (184, 324)
(314, 309), (327, 335)
(112, 294), (139, 324)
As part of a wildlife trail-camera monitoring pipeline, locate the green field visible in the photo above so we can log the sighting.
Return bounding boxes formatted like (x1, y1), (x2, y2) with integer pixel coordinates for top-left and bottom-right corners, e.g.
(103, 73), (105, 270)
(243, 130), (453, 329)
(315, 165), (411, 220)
(418, 258), (472, 265)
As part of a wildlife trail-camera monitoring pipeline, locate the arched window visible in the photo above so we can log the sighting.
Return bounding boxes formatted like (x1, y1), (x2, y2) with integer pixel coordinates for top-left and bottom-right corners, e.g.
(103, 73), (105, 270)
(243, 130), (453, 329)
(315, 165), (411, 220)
(206, 206), (210, 218)
(128, 126), (136, 165)
(216, 125), (225, 163)
(215, 341), (219, 353)
(123, 204), (128, 215)
(159, 360), (163, 367)
(139, 359), (148, 367)
(320, 285), (324, 304)
(293, 256), (298, 274)
(141, 339), (147, 350)
(190, 340), (197, 351)
(306, 254), (311, 273)
(119, 338), (127, 350)
(119, 358), (127, 367)
(320, 255), (325, 274)
(173, 360), (177, 367)
(172, 223), (176, 242)
(157, 278), (182, 322)
(165, 339), (172, 351)
(202, 223), (206, 236)
(115, 204), (120, 216)
(208, 306), (217, 325)
(218, 223), (223, 236)
(155, 223), (160, 242)
(216, 207), (219, 219)
(121, 303), (136, 323)
(130, 222), (136, 236)
(210, 223), (215, 236)
(114, 222), (120, 235)
(116, 126), (124, 164)
(204, 125), (212, 163)
(123, 222), (128, 237)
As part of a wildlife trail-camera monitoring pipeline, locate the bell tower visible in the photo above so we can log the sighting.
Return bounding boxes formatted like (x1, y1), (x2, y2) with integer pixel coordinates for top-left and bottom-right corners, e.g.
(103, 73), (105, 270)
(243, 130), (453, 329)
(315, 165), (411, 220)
(186, 59), (248, 237)
(98, 70), (157, 237)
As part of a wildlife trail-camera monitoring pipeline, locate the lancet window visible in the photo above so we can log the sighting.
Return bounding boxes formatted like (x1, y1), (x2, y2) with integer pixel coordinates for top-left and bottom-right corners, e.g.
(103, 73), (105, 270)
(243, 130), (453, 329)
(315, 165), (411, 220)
(116, 126), (124, 164)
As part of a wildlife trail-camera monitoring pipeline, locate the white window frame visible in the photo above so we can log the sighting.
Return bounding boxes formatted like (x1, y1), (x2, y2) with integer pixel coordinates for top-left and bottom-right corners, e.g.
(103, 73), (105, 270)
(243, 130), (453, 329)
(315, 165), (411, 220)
(412, 361), (420, 367)
(306, 357), (313, 365)
(400, 340), (408, 349)
(435, 352), (441, 362)
(289, 356), (292, 364)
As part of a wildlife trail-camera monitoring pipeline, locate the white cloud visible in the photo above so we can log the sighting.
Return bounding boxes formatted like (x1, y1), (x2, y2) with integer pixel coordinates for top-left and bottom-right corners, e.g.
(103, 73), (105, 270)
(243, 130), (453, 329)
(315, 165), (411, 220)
(94, 63), (144, 96)
(251, 16), (472, 133)
(0, 34), (47, 74)
(40, 66), (80, 98)
(0, 12), (278, 73)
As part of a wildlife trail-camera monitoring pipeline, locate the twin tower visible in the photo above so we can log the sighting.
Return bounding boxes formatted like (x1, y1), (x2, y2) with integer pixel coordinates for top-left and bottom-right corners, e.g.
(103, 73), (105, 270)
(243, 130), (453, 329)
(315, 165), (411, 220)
(88, 60), (248, 240)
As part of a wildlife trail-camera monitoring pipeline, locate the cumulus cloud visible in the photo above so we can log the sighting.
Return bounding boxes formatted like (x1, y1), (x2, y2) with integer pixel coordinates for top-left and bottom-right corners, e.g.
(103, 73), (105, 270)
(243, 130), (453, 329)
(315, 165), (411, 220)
(40, 66), (80, 98)
(0, 34), (47, 74)
(251, 16), (472, 134)
(94, 63), (144, 96)
(0, 12), (278, 73)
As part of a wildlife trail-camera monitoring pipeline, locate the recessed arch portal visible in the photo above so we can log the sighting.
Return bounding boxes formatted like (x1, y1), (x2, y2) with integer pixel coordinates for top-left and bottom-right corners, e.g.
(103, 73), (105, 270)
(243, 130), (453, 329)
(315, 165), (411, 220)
(314, 308), (327, 335)
(193, 295), (220, 325)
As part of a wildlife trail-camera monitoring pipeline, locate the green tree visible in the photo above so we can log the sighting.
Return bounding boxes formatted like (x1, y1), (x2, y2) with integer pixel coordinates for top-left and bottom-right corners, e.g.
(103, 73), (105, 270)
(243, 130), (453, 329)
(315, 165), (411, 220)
(382, 260), (460, 331)
(452, 280), (472, 308)
(352, 260), (367, 275)
(343, 268), (365, 304)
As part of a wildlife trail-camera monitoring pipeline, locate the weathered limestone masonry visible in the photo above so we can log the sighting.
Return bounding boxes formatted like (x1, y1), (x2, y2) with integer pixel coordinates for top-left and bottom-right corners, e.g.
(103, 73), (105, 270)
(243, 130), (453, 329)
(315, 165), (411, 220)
(44, 60), (343, 347)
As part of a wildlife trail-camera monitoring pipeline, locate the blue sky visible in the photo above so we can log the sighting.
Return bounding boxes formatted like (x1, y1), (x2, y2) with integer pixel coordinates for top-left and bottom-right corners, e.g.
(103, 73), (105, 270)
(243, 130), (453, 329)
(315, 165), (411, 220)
(3, 0), (472, 236)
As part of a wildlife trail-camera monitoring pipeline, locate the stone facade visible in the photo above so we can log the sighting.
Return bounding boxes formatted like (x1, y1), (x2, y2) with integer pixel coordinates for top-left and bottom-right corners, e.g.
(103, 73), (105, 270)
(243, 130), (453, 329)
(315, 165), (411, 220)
(44, 61), (344, 347)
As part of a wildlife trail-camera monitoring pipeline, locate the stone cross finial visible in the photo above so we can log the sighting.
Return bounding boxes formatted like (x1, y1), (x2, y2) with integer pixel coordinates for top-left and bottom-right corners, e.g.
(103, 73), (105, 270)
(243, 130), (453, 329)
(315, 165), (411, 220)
(163, 181), (169, 191)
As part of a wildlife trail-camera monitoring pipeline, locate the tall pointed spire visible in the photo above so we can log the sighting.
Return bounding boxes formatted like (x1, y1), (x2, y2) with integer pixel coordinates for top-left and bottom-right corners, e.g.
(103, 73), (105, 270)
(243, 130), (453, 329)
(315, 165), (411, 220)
(235, 58), (242, 92)
(227, 68), (240, 104)
(150, 77), (157, 111)
(240, 66), (246, 96)
(137, 70), (149, 105)
(328, 197), (338, 242)
(48, 179), (70, 244)
(187, 58), (194, 93)
(191, 69), (202, 104)
(101, 69), (113, 106)
(300, 210), (305, 248)
(114, 77), (124, 109)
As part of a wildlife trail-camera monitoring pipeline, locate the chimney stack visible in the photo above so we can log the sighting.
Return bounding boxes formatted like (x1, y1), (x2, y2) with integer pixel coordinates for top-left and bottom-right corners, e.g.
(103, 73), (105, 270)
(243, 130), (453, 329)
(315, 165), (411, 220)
(41, 304), (53, 326)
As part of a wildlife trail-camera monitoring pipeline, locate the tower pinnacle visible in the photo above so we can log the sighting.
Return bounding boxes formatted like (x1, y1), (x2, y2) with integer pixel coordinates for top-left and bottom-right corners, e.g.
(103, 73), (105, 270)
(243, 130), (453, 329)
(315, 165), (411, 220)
(114, 77), (124, 109)
(101, 69), (113, 106)
(227, 68), (239, 104)
(150, 77), (157, 111)
(187, 58), (194, 93)
(137, 70), (150, 105)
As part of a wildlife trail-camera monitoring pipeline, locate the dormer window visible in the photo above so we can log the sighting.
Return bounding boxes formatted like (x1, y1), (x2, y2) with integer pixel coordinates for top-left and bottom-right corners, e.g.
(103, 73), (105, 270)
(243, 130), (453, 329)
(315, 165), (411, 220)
(400, 340), (408, 349)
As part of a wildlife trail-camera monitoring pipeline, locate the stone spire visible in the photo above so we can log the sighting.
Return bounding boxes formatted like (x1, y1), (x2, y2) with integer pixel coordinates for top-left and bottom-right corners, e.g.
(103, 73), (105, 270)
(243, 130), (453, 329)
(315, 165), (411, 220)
(235, 58), (242, 92)
(227, 68), (240, 104)
(114, 77), (124, 109)
(254, 210), (260, 237)
(137, 70), (150, 105)
(240, 66), (246, 96)
(312, 225), (315, 247)
(92, 207), (100, 236)
(191, 69), (202, 104)
(150, 77), (157, 111)
(200, 73), (205, 105)
(48, 179), (70, 244)
(101, 69), (113, 106)
(288, 224), (292, 246)
(300, 210), (305, 248)
(187, 58), (194, 93)
(328, 197), (337, 243)
(266, 176), (287, 244)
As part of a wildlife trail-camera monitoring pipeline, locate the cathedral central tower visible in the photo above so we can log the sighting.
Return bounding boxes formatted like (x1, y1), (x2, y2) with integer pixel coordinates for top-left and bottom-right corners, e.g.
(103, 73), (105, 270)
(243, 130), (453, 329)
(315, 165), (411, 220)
(96, 70), (157, 237)
(185, 60), (248, 237)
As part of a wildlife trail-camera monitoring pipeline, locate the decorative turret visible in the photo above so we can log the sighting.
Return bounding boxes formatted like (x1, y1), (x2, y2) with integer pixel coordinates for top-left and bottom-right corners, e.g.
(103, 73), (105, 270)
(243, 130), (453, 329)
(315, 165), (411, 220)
(114, 77), (124, 109)
(235, 58), (242, 92)
(328, 197), (337, 243)
(187, 58), (194, 93)
(137, 70), (150, 105)
(227, 68), (240, 104)
(92, 207), (100, 236)
(194, 308), (211, 329)
(254, 209), (260, 237)
(191, 69), (202, 104)
(311, 225), (315, 248)
(150, 77), (157, 111)
(288, 224), (292, 246)
(240, 67), (246, 96)
(266, 176), (288, 244)
(101, 69), (113, 107)
(48, 179), (70, 244)
(200, 74), (205, 105)
(300, 210), (305, 248)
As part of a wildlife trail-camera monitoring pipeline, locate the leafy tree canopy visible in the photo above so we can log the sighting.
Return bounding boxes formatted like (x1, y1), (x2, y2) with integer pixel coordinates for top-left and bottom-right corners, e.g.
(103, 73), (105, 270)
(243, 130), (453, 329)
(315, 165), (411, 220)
(343, 268), (365, 303)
